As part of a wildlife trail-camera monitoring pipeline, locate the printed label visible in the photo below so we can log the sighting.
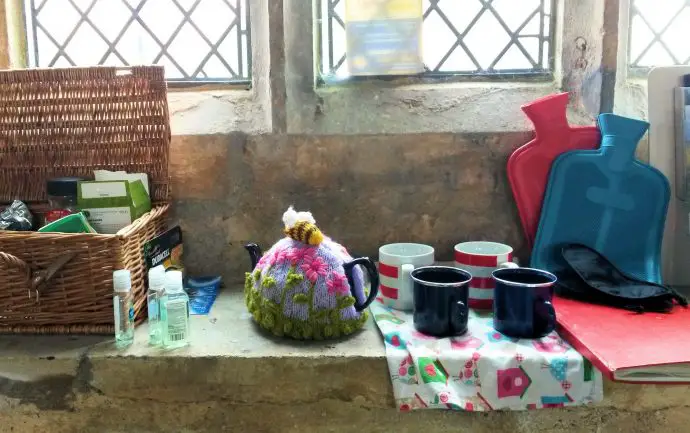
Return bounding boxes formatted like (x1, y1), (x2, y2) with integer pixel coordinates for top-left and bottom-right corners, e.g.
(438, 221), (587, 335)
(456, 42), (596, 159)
(346, 19), (423, 76)
(165, 300), (188, 342)
(80, 181), (128, 198)
(82, 207), (132, 234)
(44, 209), (74, 224)
(113, 297), (121, 335)
(345, 0), (423, 76)
(151, 249), (170, 267)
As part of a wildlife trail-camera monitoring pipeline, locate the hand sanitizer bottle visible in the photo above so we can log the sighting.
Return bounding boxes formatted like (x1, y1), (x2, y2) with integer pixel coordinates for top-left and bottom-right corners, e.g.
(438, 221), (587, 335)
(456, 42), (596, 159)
(147, 265), (166, 346)
(113, 269), (134, 349)
(161, 270), (190, 349)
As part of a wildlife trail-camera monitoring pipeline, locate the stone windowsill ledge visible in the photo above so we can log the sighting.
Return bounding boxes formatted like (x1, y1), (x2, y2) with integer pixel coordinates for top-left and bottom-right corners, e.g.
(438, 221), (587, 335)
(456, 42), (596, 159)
(167, 83), (598, 136)
(0, 289), (689, 416)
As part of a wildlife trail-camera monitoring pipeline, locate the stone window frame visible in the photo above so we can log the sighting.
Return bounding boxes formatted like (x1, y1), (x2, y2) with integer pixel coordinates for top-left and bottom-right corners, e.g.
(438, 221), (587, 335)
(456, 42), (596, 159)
(284, 0), (620, 135)
(613, 0), (651, 125)
(0, 0), (277, 135)
(0, 0), (620, 135)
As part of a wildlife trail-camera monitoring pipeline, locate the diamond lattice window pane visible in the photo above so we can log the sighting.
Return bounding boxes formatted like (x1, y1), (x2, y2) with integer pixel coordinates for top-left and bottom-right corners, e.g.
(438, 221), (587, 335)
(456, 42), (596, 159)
(64, 23), (109, 65)
(37, 0), (81, 46)
(422, 9), (456, 70)
(319, 0), (554, 78)
(24, 0), (252, 82)
(629, 0), (690, 69)
(89, 0), (132, 42)
(464, 10), (513, 70)
(493, 0), (537, 32)
(139, 0), (185, 44)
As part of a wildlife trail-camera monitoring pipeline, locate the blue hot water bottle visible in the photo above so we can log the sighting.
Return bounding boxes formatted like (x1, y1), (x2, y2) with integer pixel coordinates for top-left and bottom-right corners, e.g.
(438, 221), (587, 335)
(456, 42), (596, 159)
(531, 113), (670, 283)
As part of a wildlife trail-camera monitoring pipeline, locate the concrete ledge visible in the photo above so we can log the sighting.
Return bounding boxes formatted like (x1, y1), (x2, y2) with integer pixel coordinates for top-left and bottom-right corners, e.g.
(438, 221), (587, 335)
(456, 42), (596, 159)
(1, 290), (689, 432)
(6, 397), (690, 433)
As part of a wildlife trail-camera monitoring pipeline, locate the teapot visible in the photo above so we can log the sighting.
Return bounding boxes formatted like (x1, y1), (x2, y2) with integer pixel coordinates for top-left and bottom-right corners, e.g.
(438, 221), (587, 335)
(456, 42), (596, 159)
(244, 207), (379, 340)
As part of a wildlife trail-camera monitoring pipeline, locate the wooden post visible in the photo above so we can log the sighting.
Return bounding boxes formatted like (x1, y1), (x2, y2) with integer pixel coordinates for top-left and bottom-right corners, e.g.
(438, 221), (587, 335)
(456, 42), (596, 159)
(0, 0), (10, 69)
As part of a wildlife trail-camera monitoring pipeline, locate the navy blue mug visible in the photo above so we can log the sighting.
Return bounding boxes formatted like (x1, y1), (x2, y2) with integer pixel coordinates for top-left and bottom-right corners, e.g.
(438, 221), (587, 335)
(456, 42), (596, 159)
(492, 267), (557, 339)
(411, 266), (471, 337)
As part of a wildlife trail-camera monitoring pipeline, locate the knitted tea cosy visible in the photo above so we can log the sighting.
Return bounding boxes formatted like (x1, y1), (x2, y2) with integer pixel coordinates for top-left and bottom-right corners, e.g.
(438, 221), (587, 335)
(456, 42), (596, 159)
(244, 207), (369, 340)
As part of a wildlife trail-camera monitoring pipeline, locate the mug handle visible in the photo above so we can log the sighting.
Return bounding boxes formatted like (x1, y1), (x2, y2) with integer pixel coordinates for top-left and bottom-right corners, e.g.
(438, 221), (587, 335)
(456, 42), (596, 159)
(343, 257), (380, 312)
(544, 300), (556, 332)
(498, 261), (519, 269)
(450, 300), (468, 333)
(400, 264), (415, 307)
(533, 299), (557, 336)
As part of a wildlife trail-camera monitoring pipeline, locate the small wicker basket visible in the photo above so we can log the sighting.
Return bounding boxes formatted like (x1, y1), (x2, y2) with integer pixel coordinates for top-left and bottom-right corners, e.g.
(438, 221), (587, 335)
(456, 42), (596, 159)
(0, 66), (171, 334)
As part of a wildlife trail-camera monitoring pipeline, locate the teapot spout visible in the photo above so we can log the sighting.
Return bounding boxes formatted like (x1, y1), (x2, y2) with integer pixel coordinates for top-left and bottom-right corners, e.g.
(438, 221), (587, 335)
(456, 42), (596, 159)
(244, 243), (263, 270)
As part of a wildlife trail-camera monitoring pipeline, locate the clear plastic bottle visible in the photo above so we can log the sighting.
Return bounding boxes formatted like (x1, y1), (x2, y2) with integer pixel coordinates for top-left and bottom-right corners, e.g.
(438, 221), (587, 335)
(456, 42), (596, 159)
(147, 266), (166, 346)
(161, 270), (190, 349)
(113, 269), (134, 349)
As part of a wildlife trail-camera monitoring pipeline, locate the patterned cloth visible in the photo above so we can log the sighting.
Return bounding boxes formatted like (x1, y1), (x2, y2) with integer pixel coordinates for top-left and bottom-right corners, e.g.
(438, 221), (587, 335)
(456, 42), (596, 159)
(371, 300), (603, 411)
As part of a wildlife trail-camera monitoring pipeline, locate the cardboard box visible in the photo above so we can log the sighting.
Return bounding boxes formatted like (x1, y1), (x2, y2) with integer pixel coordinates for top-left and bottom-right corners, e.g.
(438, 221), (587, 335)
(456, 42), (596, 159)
(77, 180), (151, 234)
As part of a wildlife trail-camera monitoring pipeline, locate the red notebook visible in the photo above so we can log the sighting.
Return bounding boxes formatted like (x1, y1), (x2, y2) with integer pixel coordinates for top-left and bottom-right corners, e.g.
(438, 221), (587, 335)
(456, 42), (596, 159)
(555, 296), (690, 383)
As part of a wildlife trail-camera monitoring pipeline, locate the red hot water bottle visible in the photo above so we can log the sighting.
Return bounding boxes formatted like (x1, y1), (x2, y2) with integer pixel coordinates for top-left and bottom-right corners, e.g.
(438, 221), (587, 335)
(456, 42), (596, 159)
(507, 92), (601, 248)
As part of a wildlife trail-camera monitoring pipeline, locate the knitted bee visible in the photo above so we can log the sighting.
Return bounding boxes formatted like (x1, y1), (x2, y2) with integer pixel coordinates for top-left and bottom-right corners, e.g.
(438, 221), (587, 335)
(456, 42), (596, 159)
(282, 206), (323, 246)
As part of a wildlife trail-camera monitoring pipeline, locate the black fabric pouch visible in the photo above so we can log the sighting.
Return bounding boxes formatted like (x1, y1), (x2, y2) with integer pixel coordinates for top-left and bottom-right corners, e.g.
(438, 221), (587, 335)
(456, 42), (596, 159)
(554, 243), (688, 313)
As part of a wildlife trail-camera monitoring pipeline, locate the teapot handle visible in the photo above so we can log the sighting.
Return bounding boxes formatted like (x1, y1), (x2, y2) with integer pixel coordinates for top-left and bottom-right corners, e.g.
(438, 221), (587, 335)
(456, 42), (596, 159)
(343, 257), (379, 312)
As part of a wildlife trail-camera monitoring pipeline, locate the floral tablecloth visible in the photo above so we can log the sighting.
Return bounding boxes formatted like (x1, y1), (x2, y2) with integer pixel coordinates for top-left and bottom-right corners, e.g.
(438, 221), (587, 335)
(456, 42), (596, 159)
(370, 300), (603, 411)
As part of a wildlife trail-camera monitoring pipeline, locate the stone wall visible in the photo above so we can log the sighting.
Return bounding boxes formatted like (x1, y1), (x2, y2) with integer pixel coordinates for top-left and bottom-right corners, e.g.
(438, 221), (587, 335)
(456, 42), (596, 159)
(170, 132), (533, 284)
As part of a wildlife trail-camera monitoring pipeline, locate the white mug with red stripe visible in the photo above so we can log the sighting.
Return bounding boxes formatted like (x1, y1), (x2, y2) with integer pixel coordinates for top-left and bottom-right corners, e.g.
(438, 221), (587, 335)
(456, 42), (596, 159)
(454, 241), (518, 310)
(379, 243), (435, 311)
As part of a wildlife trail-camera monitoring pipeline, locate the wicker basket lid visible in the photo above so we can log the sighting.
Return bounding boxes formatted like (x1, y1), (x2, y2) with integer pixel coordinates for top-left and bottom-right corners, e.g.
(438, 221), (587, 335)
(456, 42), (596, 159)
(0, 66), (171, 204)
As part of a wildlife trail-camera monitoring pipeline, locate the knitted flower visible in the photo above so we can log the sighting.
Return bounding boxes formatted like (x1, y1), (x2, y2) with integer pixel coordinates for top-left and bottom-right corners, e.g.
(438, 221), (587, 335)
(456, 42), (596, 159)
(257, 251), (276, 269)
(287, 246), (316, 266)
(326, 273), (349, 296)
(273, 247), (289, 264)
(301, 256), (327, 283)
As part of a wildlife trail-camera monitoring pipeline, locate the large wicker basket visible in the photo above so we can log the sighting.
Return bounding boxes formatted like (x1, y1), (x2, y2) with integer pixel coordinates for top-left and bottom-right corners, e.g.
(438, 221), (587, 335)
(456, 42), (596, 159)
(0, 66), (171, 334)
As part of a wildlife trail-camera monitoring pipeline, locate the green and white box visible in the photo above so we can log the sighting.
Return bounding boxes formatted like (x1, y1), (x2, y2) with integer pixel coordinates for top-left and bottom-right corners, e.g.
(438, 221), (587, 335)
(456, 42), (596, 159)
(77, 180), (151, 234)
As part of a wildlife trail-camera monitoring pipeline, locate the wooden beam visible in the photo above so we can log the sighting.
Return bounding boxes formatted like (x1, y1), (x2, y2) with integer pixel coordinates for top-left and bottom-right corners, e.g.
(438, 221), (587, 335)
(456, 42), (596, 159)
(0, 0), (10, 69)
(600, 0), (621, 114)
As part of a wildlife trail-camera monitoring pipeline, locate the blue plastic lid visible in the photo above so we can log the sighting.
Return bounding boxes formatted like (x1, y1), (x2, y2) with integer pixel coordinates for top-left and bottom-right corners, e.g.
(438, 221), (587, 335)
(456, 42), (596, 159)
(684, 74), (690, 87)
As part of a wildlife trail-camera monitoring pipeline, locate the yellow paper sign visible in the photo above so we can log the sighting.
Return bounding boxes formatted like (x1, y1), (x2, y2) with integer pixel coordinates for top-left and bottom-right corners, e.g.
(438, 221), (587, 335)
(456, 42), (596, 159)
(345, 0), (424, 76)
(346, 0), (422, 22)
